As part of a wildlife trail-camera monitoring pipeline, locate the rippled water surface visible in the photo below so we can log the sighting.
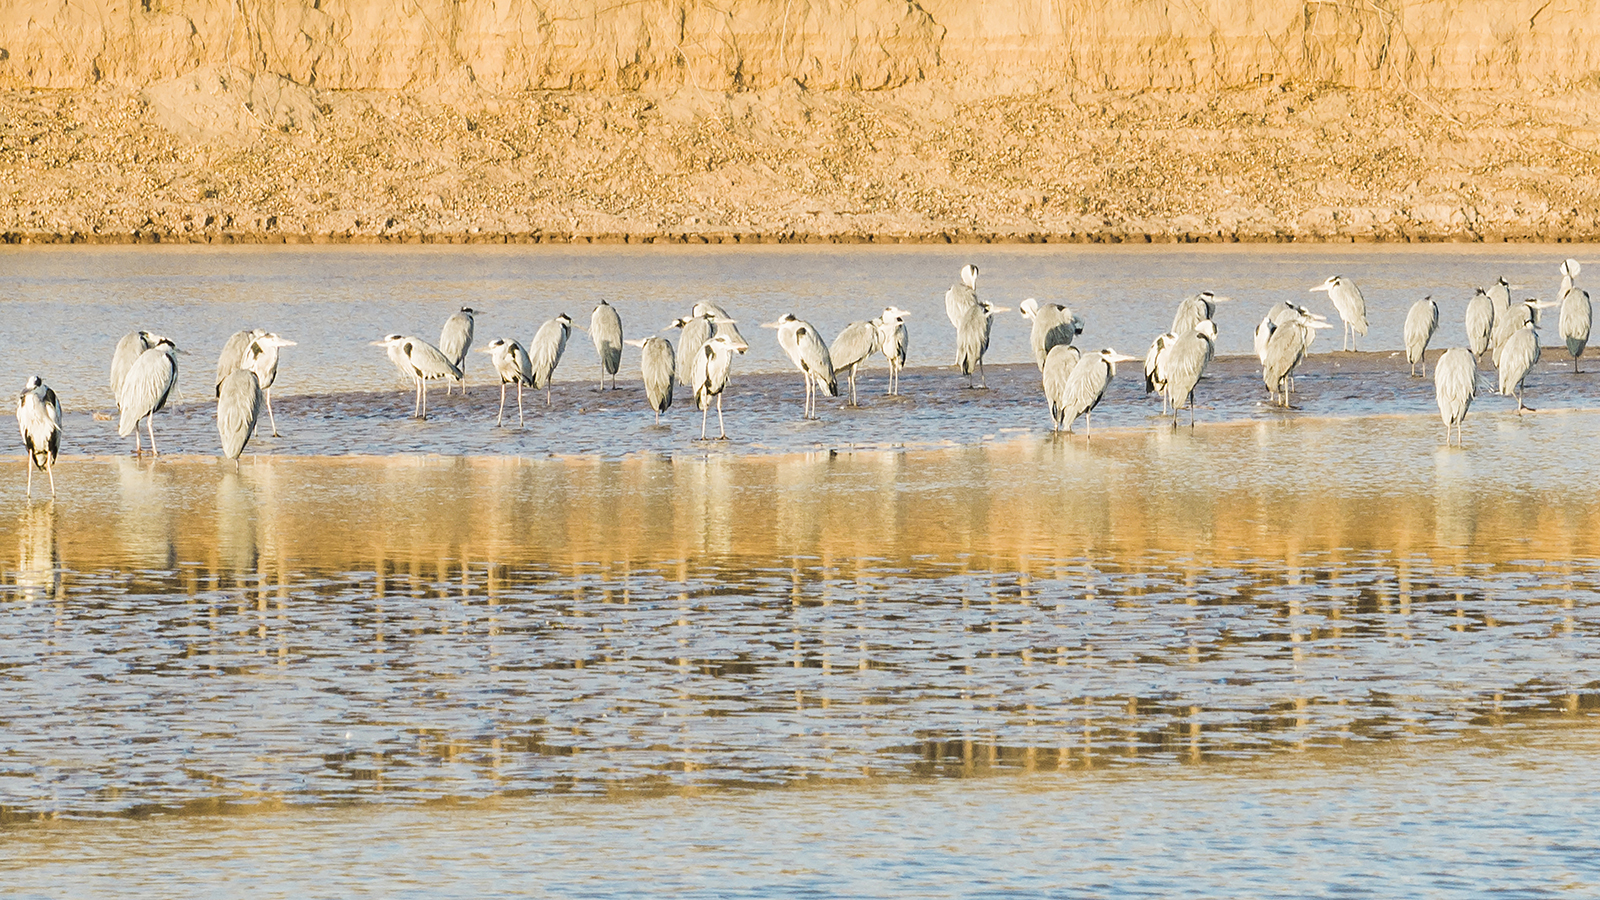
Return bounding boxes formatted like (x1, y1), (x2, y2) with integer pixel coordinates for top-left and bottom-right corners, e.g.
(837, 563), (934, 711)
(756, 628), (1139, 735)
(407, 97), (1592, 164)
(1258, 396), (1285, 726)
(3, 245), (1600, 896)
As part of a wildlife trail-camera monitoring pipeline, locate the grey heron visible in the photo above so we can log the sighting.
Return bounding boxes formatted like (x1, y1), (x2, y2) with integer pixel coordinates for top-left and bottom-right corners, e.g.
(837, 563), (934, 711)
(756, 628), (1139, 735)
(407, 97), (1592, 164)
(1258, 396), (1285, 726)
(692, 301), (747, 349)
(439, 307), (476, 394)
(1404, 297), (1439, 377)
(945, 264), (979, 330)
(1559, 259), (1591, 372)
(829, 319), (880, 406)
(117, 336), (180, 455)
(671, 313), (716, 389)
(1143, 331), (1176, 414)
(691, 332), (748, 439)
(111, 331), (162, 406)
(1019, 298), (1084, 370)
(17, 375), (61, 498)
(1262, 311), (1332, 407)
(529, 313), (575, 406)
(591, 300), (624, 390)
(763, 313), (838, 419)
(1491, 297), (1558, 369)
(1433, 347), (1479, 445)
(875, 306), (910, 395)
(478, 338), (534, 426)
(1310, 275), (1368, 351)
(1464, 288), (1495, 360)
(370, 334), (460, 418)
(956, 300), (1010, 389)
(1047, 348), (1138, 436)
(625, 336), (676, 423)
(1497, 319), (1542, 413)
(242, 332), (295, 436)
(215, 328), (266, 395)
(216, 368), (264, 466)
(1041, 344), (1084, 430)
(1171, 291), (1227, 336)
(1162, 320), (1219, 427)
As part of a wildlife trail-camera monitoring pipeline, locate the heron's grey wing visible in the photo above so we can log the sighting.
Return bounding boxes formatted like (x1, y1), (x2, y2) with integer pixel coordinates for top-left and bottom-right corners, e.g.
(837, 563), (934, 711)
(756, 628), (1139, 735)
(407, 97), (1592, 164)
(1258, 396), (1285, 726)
(1061, 355), (1109, 424)
(946, 283), (977, 328)
(509, 341), (534, 383)
(110, 332), (149, 396)
(1561, 288), (1593, 344)
(217, 370), (263, 458)
(529, 323), (566, 388)
(591, 305), (624, 374)
(1163, 334), (1210, 401)
(796, 324), (837, 393)
(216, 330), (255, 393)
(642, 339), (676, 410)
(1332, 281), (1369, 334)
(440, 314), (475, 366)
(1404, 301), (1434, 360)
(118, 351), (176, 435)
(829, 322), (878, 370)
(1042, 346), (1078, 422)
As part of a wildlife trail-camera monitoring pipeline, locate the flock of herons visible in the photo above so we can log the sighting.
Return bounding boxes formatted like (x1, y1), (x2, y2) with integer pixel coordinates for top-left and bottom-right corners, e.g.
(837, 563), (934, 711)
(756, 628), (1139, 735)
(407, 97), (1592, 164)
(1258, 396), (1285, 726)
(12, 259), (1592, 498)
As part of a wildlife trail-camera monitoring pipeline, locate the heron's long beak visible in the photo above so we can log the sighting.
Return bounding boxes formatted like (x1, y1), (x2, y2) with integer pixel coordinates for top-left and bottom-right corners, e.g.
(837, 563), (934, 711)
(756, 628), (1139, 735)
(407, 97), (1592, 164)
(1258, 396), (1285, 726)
(1212, 295), (1233, 303)
(623, 338), (648, 349)
(1109, 352), (1140, 363)
(1308, 284), (1330, 293)
(476, 346), (495, 354)
(369, 339), (391, 346)
(989, 306), (1012, 314)
(1533, 300), (1560, 309)
(1308, 319), (1335, 329)
(572, 323), (590, 334)
(713, 317), (738, 325)
(760, 320), (783, 329)
(733, 342), (750, 353)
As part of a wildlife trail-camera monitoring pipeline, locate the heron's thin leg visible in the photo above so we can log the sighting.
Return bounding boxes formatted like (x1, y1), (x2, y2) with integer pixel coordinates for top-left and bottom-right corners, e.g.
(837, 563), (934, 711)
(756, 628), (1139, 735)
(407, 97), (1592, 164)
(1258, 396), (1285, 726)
(147, 416), (159, 456)
(497, 382), (507, 427)
(517, 382), (526, 426)
(26, 465), (32, 499)
(700, 403), (710, 439)
(716, 393), (726, 439)
(546, 386), (552, 407)
(979, 357), (987, 389)
(266, 389), (279, 437)
(849, 368), (858, 407)
(46, 463), (53, 497)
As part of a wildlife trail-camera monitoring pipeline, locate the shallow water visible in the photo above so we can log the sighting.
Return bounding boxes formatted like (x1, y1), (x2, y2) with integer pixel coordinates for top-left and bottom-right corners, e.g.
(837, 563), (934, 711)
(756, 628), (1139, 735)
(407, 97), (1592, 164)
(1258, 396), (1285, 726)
(3, 245), (1599, 894)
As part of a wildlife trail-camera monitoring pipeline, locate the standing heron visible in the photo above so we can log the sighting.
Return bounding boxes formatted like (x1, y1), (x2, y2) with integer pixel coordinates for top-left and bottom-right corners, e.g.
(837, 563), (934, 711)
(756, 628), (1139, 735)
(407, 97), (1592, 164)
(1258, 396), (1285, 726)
(691, 333), (747, 439)
(1464, 288), (1495, 361)
(1492, 297), (1558, 368)
(1498, 320), (1542, 413)
(1559, 259), (1591, 373)
(529, 313), (575, 406)
(1019, 298), (1085, 370)
(216, 368), (264, 466)
(118, 336), (180, 455)
(1143, 331), (1177, 414)
(625, 336), (676, 423)
(1310, 275), (1368, 351)
(478, 338), (533, 426)
(439, 307), (476, 395)
(17, 375), (61, 498)
(591, 301), (624, 390)
(1041, 344), (1084, 430)
(1162, 320), (1219, 427)
(1170, 291), (1227, 336)
(1433, 347), (1479, 445)
(1262, 311), (1332, 407)
(1047, 348), (1138, 436)
(875, 306), (910, 396)
(1404, 297), (1439, 377)
(945, 264), (979, 329)
(829, 319), (880, 406)
(956, 300), (1010, 389)
(671, 313), (716, 390)
(111, 331), (162, 406)
(241, 333), (295, 436)
(370, 335), (460, 418)
(763, 313), (838, 419)
(215, 328), (266, 394)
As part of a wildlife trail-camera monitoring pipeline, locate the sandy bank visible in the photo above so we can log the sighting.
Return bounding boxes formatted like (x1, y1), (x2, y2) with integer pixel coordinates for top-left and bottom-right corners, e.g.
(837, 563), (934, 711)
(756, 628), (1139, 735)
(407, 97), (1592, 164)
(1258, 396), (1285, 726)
(5, 2), (1600, 244)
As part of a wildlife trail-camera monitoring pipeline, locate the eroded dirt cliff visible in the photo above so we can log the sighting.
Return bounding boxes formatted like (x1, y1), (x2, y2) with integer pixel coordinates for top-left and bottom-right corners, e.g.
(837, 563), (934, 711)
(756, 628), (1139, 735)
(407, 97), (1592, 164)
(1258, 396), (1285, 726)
(3, 1), (1600, 243)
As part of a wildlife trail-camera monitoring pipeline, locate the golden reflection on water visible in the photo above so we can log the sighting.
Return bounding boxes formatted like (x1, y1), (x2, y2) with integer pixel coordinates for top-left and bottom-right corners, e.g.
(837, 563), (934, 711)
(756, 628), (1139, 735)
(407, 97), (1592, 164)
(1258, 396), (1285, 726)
(2, 424), (1596, 579)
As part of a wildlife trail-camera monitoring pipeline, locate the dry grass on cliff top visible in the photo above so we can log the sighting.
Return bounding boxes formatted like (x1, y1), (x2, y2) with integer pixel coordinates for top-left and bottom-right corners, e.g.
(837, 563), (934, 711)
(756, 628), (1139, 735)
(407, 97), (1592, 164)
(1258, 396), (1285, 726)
(4, 77), (1600, 244)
